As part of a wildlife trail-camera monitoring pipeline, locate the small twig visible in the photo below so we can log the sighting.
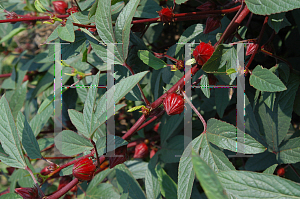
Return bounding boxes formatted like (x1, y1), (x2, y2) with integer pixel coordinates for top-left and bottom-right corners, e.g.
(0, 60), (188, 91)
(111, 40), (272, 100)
(25, 166), (45, 197)
(181, 90), (207, 133)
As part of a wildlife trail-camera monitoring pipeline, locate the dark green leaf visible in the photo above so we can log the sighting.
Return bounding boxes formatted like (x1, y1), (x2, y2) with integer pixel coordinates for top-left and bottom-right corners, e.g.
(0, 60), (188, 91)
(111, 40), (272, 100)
(245, 0), (300, 15)
(138, 50), (167, 70)
(57, 19), (75, 42)
(155, 164), (177, 199)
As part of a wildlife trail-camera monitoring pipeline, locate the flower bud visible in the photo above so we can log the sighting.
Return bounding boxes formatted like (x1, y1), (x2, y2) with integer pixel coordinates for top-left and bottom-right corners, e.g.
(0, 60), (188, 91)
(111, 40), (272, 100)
(203, 17), (222, 34)
(52, 1), (68, 14)
(196, 1), (216, 11)
(246, 41), (257, 56)
(133, 143), (149, 159)
(15, 186), (39, 199)
(163, 93), (184, 115)
(72, 158), (96, 181)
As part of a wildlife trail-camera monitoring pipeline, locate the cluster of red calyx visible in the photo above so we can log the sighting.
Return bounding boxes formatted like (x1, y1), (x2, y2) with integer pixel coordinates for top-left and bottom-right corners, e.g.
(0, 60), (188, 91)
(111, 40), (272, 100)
(52, 1), (68, 14)
(133, 143), (149, 159)
(67, 6), (79, 14)
(163, 93), (184, 115)
(72, 158), (96, 181)
(15, 186), (39, 199)
(277, 167), (285, 176)
(193, 42), (215, 65)
(157, 7), (174, 23)
(109, 145), (128, 168)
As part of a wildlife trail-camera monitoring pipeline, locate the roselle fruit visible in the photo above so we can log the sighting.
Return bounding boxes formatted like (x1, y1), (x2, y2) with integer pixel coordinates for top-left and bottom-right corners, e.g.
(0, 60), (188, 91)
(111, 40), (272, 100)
(277, 167), (285, 176)
(246, 41), (257, 56)
(193, 42), (214, 65)
(157, 7), (174, 23)
(133, 143), (149, 159)
(67, 6), (79, 14)
(203, 17), (222, 34)
(196, 1), (216, 11)
(163, 93), (184, 115)
(72, 158), (96, 181)
(52, 1), (68, 14)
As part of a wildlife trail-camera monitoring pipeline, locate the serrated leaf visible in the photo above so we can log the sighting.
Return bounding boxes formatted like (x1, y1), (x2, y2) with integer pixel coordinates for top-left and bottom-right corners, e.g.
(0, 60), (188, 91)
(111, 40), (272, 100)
(177, 135), (203, 199)
(263, 164), (278, 174)
(138, 50), (167, 70)
(134, 0), (160, 18)
(88, 0), (98, 19)
(145, 153), (161, 199)
(34, 0), (47, 12)
(250, 65), (287, 92)
(156, 164), (177, 199)
(114, 0), (140, 60)
(83, 72), (100, 138)
(159, 135), (184, 163)
(0, 95), (26, 169)
(115, 164), (146, 199)
(215, 87), (230, 118)
(200, 73), (210, 98)
(57, 19), (75, 42)
(86, 183), (120, 199)
(94, 71), (148, 134)
(268, 13), (291, 33)
(277, 137), (300, 164)
(68, 109), (85, 134)
(54, 130), (93, 156)
(124, 160), (148, 179)
(206, 118), (266, 154)
(17, 112), (41, 159)
(245, 0), (300, 15)
(86, 169), (113, 191)
(218, 170), (300, 198)
(37, 138), (54, 151)
(192, 150), (228, 199)
(9, 81), (28, 119)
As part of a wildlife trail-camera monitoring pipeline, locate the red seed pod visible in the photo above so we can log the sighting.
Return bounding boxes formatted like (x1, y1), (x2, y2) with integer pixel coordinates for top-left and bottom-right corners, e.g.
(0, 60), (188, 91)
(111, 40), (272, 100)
(40, 166), (51, 176)
(72, 158), (96, 181)
(67, 6), (79, 14)
(246, 41), (258, 56)
(133, 143), (149, 159)
(150, 148), (157, 158)
(52, 1), (68, 14)
(196, 1), (216, 11)
(193, 42), (214, 65)
(157, 7), (174, 23)
(203, 17), (222, 34)
(163, 93), (184, 115)
(109, 145), (128, 169)
(6, 167), (15, 175)
(277, 167), (285, 176)
(15, 186), (39, 199)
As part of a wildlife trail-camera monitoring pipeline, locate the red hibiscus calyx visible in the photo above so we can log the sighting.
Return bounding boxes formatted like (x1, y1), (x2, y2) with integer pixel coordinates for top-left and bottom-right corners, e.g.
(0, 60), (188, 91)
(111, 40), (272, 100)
(277, 167), (285, 176)
(67, 6), (79, 14)
(193, 42), (215, 65)
(52, 1), (68, 14)
(133, 143), (149, 159)
(196, 1), (217, 11)
(203, 16), (222, 34)
(157, 7), (174, 23)
(163, 93), (184, 115)
(246, 41), (258, 56)
(72, 158), (96, 181)
(15, 186), (39, 199)
(109, 145), (128, 169)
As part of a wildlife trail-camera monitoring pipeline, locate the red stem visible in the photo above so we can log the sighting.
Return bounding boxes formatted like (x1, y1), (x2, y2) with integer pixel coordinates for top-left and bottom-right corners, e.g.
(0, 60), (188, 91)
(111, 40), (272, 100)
(0, 15), (69, 23)
(46, 178), (79, 199)
(245, 16), (269, 75)
(174, 5), (241, 17)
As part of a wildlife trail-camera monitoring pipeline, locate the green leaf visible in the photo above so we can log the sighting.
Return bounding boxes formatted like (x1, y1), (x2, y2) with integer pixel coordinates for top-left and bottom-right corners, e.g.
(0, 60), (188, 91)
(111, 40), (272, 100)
(200, 134), (235, 173)
(202, 44), (224, 72)
(83, 72), (100, 138)
(54, 130), (93, 156)
(159, 135), (184, 163)
(96, 134), (128, 156)
(277, 137), (300, 164)
(0, 193), (22, 199)
(57, 19), (75, 42)
(263, 164), (278, 174)
(145, 153), (161, 199)
(160, 114), (184, 145)
(59, 164), (73, 176)
(156, 164), (177, 199)
(138, 50), (167, 70)
(0, 95), (26, 169)
(16, 112), (41, 159)
(218, 170), (300, 198)
(268, 13), (291, 33)
(0, 27), (26, 43)
(86, 168), (113, 191)
(86, 183), (120, 199)
(134, 0), (160, 18)
(95, 0), (115, 44)
(88, 0), (98, 19)
(200, 73), (210, 98)
(68, 109), (85, 134)
(124, 160), (148, 179)
(250, 65), (287, 92)
(192, 150), (228, 199)
(215, 87), (230, 118)
(178, 135), (203, 199)
(9, 81), (28, 119)
(245, 0), (300, 15)
(94, 71), (148, 133)
(37, 138), (54, 151)
(34, 0), (47, 12)
(115, 164), (146, 199)
(206, 118), (266, 154)
(175, 0), (188, 5)
(114, 0), (140, 60)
